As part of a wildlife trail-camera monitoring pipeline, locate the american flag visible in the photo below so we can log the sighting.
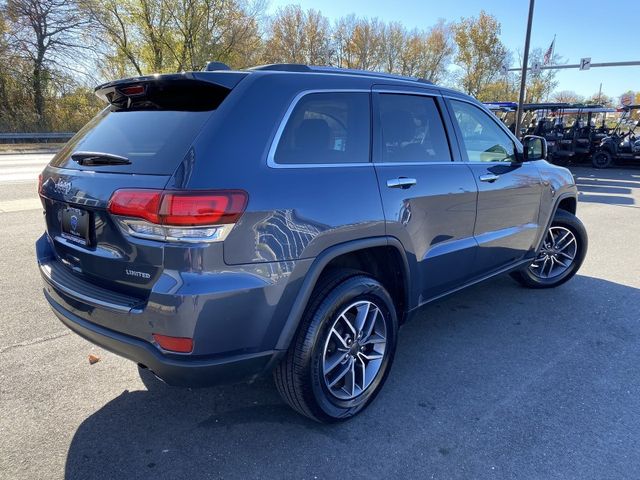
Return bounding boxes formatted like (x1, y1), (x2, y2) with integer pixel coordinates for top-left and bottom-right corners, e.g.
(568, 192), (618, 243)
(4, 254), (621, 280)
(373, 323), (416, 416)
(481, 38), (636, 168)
(543, 37), (555, 65)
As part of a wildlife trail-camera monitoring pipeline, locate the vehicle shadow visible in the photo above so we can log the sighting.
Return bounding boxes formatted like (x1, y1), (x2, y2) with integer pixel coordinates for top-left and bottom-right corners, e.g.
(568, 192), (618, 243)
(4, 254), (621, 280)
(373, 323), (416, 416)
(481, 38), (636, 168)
(64, 274), (640, 480)
(571, 166), (639, 206)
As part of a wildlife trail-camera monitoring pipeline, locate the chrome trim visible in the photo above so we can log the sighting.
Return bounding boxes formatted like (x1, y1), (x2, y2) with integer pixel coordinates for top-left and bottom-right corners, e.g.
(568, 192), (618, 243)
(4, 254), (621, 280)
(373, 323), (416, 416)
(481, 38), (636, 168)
(387, 177), (417, 188)
(40, 263), (138, 314)
(479, 173), (500, 183)
(114, 217), (235, 243)
(266, 89), (372, 169)
(374, 161), (459, 166)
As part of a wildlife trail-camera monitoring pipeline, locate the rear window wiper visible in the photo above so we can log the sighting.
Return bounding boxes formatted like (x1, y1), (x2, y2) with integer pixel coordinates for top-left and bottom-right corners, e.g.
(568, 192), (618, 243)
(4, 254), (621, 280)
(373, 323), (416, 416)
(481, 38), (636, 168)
(71, 151), (131, 166)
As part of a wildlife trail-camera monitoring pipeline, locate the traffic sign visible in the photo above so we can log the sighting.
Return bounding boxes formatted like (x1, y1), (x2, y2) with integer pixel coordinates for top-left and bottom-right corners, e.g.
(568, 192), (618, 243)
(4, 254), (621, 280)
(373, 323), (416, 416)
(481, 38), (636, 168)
(621, 93), (634, 107)
(579, 57), (592, 70)
(531, 60), (541, 74)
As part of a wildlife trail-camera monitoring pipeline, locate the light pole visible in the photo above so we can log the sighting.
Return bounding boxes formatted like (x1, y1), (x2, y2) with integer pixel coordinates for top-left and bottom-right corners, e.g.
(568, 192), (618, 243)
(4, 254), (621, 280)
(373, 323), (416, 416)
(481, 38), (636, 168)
(515, 0), (535, 139)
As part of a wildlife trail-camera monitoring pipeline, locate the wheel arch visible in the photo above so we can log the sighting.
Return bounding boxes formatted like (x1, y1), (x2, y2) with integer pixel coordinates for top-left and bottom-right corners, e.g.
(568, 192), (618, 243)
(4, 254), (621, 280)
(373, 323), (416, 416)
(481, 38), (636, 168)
(556, 196), (577, 215)
(536, 192), (578, 251)
(274, 237), (413, 352)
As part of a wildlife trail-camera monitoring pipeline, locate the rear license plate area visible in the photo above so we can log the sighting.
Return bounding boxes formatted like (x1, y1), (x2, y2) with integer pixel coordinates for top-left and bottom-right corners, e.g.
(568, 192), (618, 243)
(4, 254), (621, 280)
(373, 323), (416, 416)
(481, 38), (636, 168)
(61, 206), (91, 246)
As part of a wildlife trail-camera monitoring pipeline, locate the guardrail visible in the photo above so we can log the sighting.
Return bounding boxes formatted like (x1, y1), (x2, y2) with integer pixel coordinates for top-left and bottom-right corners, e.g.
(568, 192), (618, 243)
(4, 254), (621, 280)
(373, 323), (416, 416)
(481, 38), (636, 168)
(0, 132), (75, 143)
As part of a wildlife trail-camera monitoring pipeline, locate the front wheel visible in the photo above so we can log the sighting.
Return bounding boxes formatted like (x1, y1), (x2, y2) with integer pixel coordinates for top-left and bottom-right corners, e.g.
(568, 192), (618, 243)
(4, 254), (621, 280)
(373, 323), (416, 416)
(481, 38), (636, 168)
(592, 150), (613, 168)
(274, 270), (398, 422)
(510, 209), (588, 289)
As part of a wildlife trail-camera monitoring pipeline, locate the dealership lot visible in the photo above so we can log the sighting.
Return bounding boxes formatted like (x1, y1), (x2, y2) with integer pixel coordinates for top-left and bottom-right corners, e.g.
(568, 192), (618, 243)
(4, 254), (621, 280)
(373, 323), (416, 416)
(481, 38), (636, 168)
(1, 155), (639, 479)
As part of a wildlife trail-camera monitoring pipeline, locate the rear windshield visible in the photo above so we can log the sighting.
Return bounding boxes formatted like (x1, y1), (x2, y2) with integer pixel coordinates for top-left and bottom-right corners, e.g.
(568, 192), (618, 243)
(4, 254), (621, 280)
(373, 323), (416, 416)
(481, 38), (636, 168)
(51, 79), (230, 175)
(51, 109), (213, 175)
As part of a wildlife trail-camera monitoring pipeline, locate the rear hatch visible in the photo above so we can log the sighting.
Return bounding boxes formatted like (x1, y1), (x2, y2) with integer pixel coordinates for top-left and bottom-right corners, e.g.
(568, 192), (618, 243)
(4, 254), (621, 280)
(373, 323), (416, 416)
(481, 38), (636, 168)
(39, 72), (246, 300)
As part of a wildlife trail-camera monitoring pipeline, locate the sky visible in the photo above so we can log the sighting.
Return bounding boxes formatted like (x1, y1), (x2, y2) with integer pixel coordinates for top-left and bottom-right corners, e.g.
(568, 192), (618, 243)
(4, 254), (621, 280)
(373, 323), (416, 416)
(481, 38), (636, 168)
(267, 0), (639, 100)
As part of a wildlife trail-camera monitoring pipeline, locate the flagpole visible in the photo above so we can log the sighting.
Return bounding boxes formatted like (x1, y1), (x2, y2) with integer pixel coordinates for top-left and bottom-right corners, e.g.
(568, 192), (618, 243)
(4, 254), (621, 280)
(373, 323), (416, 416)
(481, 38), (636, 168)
(515, 0), (535, 140)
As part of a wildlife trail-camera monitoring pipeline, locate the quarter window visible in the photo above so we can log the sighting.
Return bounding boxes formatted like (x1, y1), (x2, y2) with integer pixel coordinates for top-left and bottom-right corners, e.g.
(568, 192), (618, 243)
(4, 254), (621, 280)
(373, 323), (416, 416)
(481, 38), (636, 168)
(450, 100), (517, 163)
(274, 92), (370, 165)
(378, 94), (451, 163)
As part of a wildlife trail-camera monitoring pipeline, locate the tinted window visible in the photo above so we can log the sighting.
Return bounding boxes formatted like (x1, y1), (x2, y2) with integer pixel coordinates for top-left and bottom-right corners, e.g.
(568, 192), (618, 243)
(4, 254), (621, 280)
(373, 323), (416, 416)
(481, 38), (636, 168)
(274, 92), (370, 165)
(378, 94), (451, 163)
(51, 79), (232, 175)
(450, 100), (516, 163)
(50, 110), (213, 175)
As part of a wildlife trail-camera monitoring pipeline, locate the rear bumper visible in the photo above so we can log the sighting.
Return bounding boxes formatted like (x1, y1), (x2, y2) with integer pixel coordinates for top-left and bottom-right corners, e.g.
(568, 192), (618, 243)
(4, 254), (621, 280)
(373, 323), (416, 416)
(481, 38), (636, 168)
(44, 289), (276, 387)
(35, 233), (309, 387)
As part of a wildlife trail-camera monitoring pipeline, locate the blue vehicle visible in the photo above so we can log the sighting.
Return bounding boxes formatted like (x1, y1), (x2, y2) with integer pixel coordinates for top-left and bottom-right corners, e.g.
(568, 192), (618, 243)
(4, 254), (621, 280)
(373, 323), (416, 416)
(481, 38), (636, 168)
(37, 64), (587, 422)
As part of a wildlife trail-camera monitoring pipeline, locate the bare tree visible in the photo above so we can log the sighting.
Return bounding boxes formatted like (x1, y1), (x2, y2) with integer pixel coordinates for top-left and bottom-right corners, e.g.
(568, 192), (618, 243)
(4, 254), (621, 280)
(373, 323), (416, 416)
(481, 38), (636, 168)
(264, 5), (330, 65)
(4, 0), (92, 127)
(552, 90), (585, 103)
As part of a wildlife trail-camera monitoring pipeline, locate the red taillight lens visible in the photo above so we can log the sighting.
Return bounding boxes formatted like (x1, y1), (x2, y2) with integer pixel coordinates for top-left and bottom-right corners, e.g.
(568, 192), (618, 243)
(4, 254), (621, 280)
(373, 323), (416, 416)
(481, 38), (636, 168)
(160, 191), (247, 225)
(107, 189), (247, 226)
(152, 334), (193, 353)
(37, 173), (43, 195)
(120, 84), (145, 96)
(108, 189), (162, 224)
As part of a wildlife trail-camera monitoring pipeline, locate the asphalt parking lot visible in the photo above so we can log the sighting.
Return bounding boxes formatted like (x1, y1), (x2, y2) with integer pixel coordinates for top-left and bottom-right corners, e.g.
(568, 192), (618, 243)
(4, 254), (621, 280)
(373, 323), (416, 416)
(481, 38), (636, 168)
(1, 155), (639, 479)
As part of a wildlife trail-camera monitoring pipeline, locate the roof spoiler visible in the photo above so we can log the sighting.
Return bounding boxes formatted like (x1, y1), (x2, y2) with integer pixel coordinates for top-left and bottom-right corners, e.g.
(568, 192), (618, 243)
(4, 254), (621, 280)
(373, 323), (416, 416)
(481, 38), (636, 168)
(94, 71), (247, 111)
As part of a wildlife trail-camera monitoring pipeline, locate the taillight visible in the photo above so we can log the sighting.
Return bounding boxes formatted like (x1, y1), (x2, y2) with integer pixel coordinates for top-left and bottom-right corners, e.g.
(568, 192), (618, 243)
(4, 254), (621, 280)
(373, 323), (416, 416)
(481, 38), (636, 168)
(37, 173), (43, 195)
(107, 189), (162, 223)
(161, 191), (246, 225)
(119, 84), (145, 96)
(108, 189), (247, 242)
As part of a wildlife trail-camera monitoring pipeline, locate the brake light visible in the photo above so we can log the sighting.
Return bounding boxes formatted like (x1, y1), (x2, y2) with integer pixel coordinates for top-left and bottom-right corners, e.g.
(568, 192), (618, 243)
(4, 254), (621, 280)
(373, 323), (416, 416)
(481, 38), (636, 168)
(37, 173), (43, 195)
(108, 189), (247, 226)
(107, 189), (162, 224)
(107, 189), (248, 242)
(153, 334), (193, 353)
(120, 84), (145, 96)
(161, 191), (247, 225)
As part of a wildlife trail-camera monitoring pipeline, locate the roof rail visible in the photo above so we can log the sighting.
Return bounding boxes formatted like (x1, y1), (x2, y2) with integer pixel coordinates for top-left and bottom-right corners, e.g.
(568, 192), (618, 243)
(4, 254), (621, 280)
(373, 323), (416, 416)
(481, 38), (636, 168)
(248, 63), (434, 84)
(202, 61), (231, 72)
(309, 66), (433, 84)
(250, 64), (311, 72)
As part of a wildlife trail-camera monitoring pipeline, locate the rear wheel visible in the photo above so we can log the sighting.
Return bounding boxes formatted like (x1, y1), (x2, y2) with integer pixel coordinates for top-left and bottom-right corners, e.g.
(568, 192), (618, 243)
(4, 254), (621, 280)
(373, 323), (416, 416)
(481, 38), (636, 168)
(510, 209), (587, 289)
(274, 270), (398, 422)
(592, 150), (613, 168)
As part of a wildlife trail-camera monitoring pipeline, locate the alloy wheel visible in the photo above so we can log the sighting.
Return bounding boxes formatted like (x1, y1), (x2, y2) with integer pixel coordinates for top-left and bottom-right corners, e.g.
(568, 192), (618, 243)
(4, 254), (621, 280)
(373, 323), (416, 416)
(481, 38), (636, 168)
(529, 226), (578, 279)
(322, 300), (387, 401)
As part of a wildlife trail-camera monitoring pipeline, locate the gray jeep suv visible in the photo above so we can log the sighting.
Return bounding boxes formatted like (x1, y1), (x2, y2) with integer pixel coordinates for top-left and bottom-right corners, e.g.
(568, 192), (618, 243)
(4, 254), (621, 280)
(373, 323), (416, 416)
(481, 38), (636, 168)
(36, 64), (587, 422)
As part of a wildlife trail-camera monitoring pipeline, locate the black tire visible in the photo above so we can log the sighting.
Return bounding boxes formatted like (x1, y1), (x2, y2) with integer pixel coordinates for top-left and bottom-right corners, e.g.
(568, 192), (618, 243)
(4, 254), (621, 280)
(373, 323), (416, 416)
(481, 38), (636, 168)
(274, 269), (399, 423)
(510, 209), (588, 289)
(592, 150), (613, 169)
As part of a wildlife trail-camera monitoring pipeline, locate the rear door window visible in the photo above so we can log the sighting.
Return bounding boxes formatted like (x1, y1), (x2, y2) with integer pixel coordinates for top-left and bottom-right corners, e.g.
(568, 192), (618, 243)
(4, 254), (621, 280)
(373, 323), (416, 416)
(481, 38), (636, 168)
(273, 92), (370, 165)
(377, 93), (452, 163)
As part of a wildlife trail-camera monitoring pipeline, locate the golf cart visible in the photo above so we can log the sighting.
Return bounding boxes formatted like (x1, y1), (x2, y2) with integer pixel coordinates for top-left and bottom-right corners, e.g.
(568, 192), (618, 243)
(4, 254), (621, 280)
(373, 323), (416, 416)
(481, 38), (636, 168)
(485, 102), (518, 133)
(521, 103), (610, 166)
(592, 104), (640, 168)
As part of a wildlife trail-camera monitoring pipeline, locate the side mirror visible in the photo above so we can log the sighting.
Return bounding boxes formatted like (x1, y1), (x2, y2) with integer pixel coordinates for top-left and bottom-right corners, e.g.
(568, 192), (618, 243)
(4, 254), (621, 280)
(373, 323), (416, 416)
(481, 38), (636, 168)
(523, 135), (547, 161)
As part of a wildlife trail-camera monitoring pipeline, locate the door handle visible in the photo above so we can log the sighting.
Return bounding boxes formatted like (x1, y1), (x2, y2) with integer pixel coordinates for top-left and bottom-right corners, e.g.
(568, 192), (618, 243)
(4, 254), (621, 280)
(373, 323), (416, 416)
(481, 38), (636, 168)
(479, 173), (500, 183)
(387, 177), (417, 189)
